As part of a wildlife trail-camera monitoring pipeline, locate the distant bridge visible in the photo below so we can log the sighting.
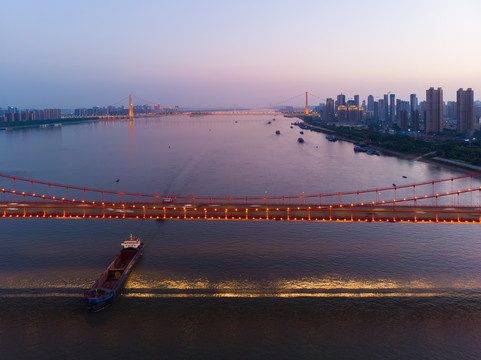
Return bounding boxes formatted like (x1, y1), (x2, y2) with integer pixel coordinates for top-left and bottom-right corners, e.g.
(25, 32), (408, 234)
(1, 173), (481, 223)
(94, 110), (284, 120)
(76, 92), (322, 121)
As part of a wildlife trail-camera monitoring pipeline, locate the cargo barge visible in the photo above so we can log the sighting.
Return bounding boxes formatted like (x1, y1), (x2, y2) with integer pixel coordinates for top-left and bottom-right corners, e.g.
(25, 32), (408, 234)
(85, 234), (143, 311)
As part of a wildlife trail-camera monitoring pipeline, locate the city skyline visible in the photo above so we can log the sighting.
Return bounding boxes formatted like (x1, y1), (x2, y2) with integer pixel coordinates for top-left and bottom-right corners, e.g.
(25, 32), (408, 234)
(2, 0), (481, 108)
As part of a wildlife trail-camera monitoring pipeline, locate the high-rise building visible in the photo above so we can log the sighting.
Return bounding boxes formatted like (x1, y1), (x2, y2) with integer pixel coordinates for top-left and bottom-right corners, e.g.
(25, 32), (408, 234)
(379, 99), (386, 122)
(354, 95), (360, 107)
(389, 94), (395, 123)
(420, 101), (426, 119)
(337, 94), (346, 107)
(396, 99), (402, 123)
(373, 101), (379, 121)
(410, 94), (418, 114)
(322, 98), (335, 122)
(425, 87), (443, 133)
(21, 110), (29, 121)
(337, 106), (348, 122)
(383, 94), (389, 122)
(396, 100), (409, 125)
(400, 110), (408, 131)
(367, 95), (374, 112)
(348, 106), (362, 123)
(445, 101), (457, 120)
(412, 110), (420, 132)
(457, 88), (474, 133)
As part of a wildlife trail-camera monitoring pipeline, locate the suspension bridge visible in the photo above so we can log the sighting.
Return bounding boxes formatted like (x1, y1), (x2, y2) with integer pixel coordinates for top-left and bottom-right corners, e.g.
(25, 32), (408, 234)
(1, 173), (481, 223)
(85, 92), (320, 121)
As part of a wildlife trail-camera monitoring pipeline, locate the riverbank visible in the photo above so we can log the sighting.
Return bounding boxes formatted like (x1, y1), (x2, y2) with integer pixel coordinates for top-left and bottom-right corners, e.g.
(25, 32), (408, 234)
(293, 119), (481, 175)
(0, 117), (100, 130)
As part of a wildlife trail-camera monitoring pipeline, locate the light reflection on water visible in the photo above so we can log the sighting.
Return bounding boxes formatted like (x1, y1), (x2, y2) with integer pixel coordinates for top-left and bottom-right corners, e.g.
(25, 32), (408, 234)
(4, 273), (481, 299)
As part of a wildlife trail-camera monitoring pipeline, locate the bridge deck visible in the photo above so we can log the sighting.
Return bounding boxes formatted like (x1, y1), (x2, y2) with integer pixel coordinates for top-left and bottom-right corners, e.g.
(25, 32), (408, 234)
(1, 202), (481, 223)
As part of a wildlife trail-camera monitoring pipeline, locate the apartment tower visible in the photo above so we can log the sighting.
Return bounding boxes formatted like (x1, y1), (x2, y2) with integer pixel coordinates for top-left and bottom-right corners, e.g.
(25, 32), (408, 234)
(425, 87), (443, 133)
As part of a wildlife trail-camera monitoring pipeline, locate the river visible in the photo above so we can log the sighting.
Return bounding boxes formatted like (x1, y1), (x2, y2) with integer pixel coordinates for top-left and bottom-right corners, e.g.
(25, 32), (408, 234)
(1, 115), (481, 359)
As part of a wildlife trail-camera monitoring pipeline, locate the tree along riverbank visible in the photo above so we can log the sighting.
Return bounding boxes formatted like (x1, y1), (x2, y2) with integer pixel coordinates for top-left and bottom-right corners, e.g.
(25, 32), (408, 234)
(0, 117), (99, 129)
(297, 115), (481, 171)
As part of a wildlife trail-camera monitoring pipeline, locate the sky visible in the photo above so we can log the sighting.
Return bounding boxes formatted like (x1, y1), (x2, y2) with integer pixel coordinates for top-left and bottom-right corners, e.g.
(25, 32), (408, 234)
(2, 0), (481, 109)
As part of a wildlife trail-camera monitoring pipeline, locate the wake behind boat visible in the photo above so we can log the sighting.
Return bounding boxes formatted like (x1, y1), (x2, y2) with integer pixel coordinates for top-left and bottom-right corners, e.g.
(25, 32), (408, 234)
(85, 234), (144, 311)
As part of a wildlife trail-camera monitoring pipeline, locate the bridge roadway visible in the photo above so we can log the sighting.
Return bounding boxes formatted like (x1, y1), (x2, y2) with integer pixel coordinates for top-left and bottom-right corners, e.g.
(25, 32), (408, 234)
(1, 201), (481, 223)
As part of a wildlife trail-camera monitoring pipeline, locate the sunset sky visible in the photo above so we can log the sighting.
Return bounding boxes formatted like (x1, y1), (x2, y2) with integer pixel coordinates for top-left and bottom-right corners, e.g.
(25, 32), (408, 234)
(2, 0), (481, 109)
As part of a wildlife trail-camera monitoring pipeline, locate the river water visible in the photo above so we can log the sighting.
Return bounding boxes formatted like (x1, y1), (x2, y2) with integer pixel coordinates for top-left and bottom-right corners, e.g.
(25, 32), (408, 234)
(2, 116), (481, 359)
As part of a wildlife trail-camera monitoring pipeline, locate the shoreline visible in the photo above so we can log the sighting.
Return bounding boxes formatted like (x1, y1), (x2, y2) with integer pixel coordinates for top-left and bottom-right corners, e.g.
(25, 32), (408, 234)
(295, 120), (481, 175)
(0, 117), (100, 130)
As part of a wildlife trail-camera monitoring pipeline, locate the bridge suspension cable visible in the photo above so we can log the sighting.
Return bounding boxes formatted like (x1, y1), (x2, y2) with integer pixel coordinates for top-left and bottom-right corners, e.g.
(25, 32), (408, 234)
(0, 173), (480, 206)
(2, 173), (481, 222)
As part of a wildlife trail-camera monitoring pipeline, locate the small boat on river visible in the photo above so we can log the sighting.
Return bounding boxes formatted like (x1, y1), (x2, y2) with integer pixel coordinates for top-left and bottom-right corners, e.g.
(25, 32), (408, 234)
(353, 145), (368, 152)
(85, 234), (143, 311)
(367, 149), (380, 156)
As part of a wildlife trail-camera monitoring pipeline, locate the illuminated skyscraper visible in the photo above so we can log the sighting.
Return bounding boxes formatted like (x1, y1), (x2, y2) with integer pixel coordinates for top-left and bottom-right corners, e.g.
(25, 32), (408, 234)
(337, 94), (346, 107)
(348, 105), (362, 123)
(337, 106), (348, 122)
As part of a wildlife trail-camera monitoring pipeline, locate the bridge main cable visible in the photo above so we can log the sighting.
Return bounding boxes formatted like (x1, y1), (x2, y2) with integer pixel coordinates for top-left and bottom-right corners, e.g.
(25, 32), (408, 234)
(0, 172), (480, 203)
